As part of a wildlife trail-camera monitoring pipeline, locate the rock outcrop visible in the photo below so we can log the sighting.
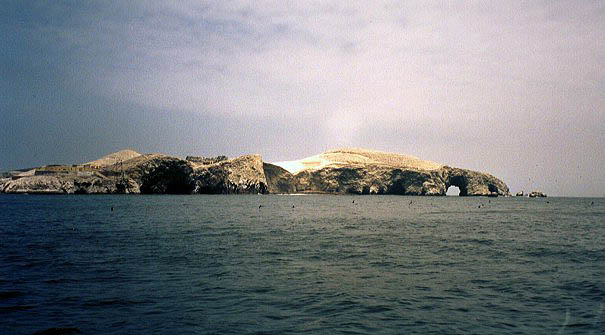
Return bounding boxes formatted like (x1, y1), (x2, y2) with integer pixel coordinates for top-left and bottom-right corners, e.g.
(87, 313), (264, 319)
(528, 191), (547, 198)
(272, 148), (509, 196)
(138, 157), (195, 194)
(191, 155), (268, 194)
(263, 163), (296, 194)
(101, 153), (192, 194)
(442, 166), (509, 196)
(1, 148), (509, 196)
(291, 166), (445, 195)
(102, 153), (268, 194)
(185, 155), (228, 165)
(0, 175), (131, 194)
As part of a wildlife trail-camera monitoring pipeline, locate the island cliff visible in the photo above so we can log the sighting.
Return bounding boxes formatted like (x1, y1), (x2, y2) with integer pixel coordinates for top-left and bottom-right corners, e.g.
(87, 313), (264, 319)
(271, 149), (508, 196)
(0, 148), (509, 196)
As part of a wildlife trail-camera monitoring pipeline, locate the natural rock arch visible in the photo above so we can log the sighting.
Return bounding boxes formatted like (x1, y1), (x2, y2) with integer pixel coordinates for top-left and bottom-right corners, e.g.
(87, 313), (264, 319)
(442, 166), (509, 196)
(446, 174), (469, 196)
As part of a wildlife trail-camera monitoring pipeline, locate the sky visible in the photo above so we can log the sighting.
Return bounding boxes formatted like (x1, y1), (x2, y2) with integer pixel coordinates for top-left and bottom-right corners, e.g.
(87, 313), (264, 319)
(1, 1), (603, 196)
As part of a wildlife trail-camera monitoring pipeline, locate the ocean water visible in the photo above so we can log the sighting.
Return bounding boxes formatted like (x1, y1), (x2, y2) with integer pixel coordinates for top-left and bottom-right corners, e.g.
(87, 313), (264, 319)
(0, 194), (603, 334)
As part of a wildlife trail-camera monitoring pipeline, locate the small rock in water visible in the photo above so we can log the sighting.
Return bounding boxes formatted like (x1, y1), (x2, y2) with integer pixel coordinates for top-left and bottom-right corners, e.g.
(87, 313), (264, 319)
(529, 191), (547, 198)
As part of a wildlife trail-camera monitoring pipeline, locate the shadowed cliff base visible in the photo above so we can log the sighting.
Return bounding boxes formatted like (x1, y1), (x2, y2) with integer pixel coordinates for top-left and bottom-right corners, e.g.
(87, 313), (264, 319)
(0, 148), (509, 196)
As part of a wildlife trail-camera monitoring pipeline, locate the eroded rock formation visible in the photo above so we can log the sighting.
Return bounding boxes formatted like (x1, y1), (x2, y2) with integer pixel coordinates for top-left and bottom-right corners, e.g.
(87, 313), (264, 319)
(191, 155), (268, 194)
(138, 157), (195, 194)
(528, 191), (547, 198)
(0, 175), (132, 194)
(0, 148), (509, 196)
(263, 163), (296, 194)
(271, 148), (509, 196)
(291, 166), (444, 195)
(442, 167), (509, 196)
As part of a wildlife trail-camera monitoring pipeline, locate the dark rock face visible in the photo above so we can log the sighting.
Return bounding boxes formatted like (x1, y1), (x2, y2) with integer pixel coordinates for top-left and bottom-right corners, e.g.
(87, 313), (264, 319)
(139, 158), (194, 194)
(192, 155), (268, 194)
(104, 154), (268, 194)
(529, 191), (547, 197)
(263, 163), (296, 194)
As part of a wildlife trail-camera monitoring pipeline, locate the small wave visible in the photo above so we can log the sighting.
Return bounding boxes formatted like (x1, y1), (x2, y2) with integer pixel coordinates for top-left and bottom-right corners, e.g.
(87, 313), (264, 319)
(362, 305), (392, 314)
(523, 246), (596, 261)
(55, 296), (81, 304)
(264, 314), (289, 321)
(18, 261), (46, 268)
(566, 323), (592, 328)
(303, 298), (357, 316)
(494, 321), (518, 329)
(420, 304), (435, 311)
(209, 271), (229, 278)
(0, 304), (36, 314)
(0, 291), (24, 300)
(341, 252), (368, 259)
(369, 260), (397, 267)
(82, 298), (149, 307)
(414, 286), (432, 291)
(44, 278), (75, 284)
(250, 287), (273, 294)
(261, 250), (283, 256)
(32, 327), (81, 335)
(444, 287), (470, 298)
(558, 281), (605, 301)
(459, 238), (494, 246)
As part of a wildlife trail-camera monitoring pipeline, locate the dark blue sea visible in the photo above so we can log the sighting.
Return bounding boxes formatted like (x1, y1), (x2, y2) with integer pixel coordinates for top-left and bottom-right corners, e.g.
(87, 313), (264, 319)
(1, 195), (603, 334)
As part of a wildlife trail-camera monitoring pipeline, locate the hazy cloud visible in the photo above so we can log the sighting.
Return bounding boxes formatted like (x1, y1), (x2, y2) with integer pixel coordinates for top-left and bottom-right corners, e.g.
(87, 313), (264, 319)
(1, 1), (603, 196)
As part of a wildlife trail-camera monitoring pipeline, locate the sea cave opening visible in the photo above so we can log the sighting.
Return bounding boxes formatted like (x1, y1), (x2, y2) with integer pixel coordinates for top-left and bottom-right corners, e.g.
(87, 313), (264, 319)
(446, 186), (460, 196)
(447, 175), (469, 196)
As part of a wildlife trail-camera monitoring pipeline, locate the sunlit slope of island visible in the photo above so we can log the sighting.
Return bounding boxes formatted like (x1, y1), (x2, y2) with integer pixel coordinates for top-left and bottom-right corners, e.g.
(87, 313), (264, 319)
(85, 149), (141, 168)
(0, 148), (509, 196)
(274, 148), (442, 174)
(270, 148), (508, 196)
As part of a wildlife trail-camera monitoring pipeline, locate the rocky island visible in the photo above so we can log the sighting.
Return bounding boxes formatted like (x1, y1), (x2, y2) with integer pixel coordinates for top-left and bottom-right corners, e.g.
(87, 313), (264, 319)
(0, 148), (509, 196)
